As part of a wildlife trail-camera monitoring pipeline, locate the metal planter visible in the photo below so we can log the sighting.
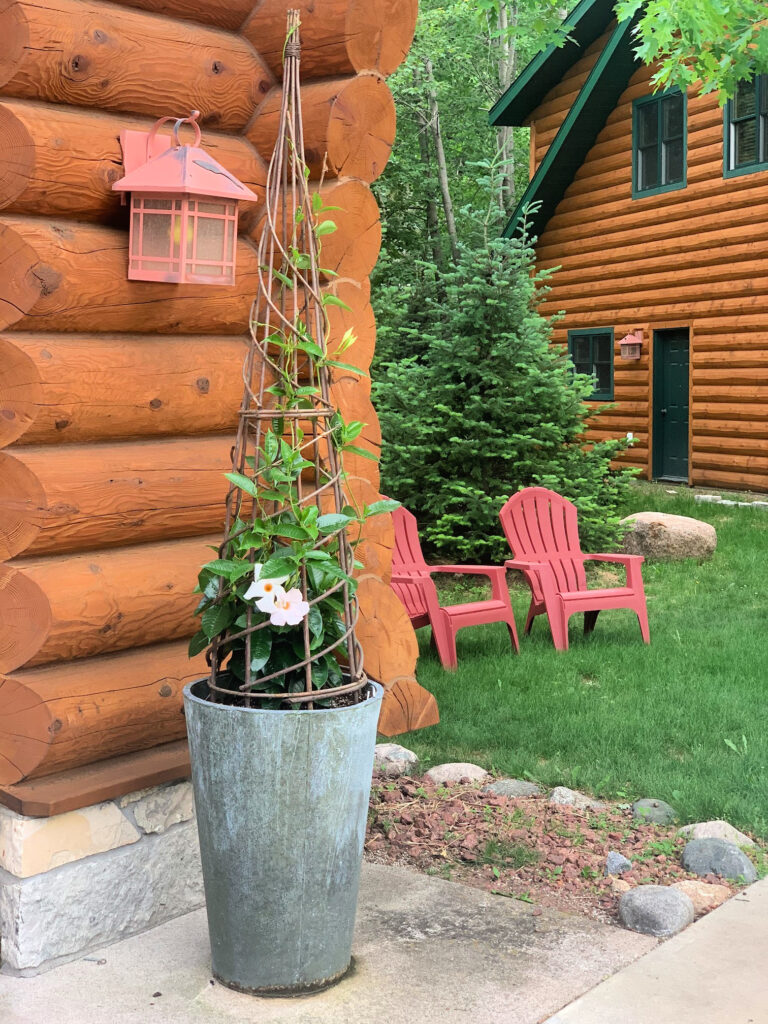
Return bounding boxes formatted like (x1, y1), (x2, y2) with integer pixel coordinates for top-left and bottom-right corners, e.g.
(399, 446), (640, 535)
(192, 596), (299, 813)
(183, 679), (383, 995)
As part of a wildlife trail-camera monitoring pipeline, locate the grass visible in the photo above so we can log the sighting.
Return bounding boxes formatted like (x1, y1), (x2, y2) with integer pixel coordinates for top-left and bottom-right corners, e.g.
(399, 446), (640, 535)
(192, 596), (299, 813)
(385, 482), (768, 839)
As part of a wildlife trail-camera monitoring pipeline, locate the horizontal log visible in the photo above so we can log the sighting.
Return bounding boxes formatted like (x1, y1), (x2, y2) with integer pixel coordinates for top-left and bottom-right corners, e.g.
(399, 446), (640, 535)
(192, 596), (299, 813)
(7, 535), (214, 668)
(0, 640), (205, 784)
(0, 738), (191, 817)
(250, 179), (381, 281)
(690, 418), (768, 438)
(244, 0), (418, 80)
(1, 217), (260, 334)
(0, 335), (40, 446)
(539, 280), (768, 319)
(248, 74), (395, 183)
(7, 435), (233, 557)
(691, 467), (768, 490)
(6, 333), (251, 445)
(113, 0), (255, 30)
(0, 0), (272, 129)
(693, 435), (768, 455)
(0, 100), (266, 225)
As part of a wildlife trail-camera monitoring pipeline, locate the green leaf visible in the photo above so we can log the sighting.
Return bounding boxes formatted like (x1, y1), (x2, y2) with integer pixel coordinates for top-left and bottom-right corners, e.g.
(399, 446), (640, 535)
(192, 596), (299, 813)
(260, 556), (295, 579)
(275, 523), (312, 540)
(264, 431), (279, 464)
(188, 630), (209, 658)
(322, 294), (352, 311)
(225, 471), (258, 497)
(343, 444), (378, 461)
(202, 559), (246, 578)
(308, 604), (324, 646)
(365, 499), (401, 516)
(249, 632), (272, 674)
(202, 603), (234, 640)
(317, 513), (355, 534)
(315, 220), (337, 236)
(271, 269), (294, 288)
(324, 359), (368, 376)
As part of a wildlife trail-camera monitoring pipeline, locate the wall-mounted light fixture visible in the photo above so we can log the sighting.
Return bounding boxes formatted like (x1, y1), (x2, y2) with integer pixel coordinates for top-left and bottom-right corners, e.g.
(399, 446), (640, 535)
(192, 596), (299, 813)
(113, 111), (257, 285)
(619, 329), (643, 361)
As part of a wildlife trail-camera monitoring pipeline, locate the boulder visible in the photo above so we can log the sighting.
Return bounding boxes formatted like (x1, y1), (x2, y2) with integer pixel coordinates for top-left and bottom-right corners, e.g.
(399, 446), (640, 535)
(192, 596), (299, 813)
(618, 885), (694, 937)
(424, 763), (490, 786)
(373, 743), (420, 778)
(671, 880), (731, 915)
(482, 779), (543, 799)
(621, 512), (717, 561)
(681, 838), (757, 883)
(632, 798), (678, 825)
(678, 820), (754, 847)
(605, 851), (633, 876)
(549, 787), (606, 812)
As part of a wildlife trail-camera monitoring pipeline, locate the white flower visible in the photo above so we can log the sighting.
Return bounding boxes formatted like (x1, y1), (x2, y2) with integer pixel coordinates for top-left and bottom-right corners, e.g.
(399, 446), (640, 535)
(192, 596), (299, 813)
(244, 563), (289, 613)
(269, 588), (310, 627)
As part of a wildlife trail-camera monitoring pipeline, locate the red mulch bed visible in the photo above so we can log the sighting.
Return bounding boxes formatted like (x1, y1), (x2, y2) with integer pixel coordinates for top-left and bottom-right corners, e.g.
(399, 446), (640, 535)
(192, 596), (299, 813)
(365, 774), (743, 925)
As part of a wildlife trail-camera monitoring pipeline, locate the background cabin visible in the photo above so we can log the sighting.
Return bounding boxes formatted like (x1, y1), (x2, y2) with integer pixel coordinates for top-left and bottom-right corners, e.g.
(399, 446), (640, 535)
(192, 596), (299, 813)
(491, 0), (768, 493)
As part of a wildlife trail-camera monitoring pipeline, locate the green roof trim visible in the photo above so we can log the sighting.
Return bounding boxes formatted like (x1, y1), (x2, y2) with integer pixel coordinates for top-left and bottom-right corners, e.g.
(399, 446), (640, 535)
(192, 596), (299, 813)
(502, 16), (640, 241)
(489, 0), (615, 128)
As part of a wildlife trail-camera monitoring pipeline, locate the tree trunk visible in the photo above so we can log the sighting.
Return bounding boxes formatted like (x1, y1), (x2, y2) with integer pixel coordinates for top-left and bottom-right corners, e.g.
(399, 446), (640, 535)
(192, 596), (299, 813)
(412, 66), (443, 269)
(496, 2), (518, 213)
(423, 58), (460, 264)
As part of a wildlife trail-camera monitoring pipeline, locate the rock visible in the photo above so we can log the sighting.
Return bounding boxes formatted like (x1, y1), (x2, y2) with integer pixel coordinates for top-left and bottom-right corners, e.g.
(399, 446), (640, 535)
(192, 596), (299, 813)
(632, 798), (678, 825)
(373, 743), (420, 778)
(618, 885), (694, 937)
(0, 801), (140, 879)
(610, 877), (632, 895)
(678, 820), (755, 847)
(0, 821), (203, 972)
(424, 763), (490, 786)
(124, 781), (195, 835)
(671, 879), (731, 915)
(482, 779), (543, 799)
(681, 838), (757, 883)
(621, 512), (717, 561)
(694, 494), (722, 503)
(549, 787), (606, 811)
(605, 851), (633, 876)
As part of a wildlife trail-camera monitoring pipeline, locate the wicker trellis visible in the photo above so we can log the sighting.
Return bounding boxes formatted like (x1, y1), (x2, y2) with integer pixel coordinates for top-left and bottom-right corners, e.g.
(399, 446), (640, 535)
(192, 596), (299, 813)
(205, 10), (367, 707)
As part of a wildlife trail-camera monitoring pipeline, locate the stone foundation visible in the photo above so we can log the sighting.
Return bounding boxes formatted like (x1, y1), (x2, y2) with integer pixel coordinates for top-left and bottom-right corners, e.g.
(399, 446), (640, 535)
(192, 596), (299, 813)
(0, 781), (203, 974)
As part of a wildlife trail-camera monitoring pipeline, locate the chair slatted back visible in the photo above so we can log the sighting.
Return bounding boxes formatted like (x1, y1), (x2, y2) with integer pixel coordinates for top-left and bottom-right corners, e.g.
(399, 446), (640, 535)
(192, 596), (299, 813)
(391, 505), (432, 621)
(499, 487), (586, 594)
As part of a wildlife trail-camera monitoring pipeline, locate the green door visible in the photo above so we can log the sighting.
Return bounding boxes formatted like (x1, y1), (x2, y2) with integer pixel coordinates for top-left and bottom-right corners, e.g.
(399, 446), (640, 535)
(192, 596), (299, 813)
(653, 329), (689, 481)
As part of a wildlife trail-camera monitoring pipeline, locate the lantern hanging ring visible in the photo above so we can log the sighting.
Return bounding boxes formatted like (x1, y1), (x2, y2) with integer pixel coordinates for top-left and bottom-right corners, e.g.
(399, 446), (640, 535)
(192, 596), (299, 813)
(145, 110), (202, 161)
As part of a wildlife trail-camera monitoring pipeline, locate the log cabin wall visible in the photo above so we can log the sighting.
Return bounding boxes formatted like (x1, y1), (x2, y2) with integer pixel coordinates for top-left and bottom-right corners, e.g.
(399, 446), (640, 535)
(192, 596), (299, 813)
(0, 0), (436, 815)
(527, 57), (768, 492)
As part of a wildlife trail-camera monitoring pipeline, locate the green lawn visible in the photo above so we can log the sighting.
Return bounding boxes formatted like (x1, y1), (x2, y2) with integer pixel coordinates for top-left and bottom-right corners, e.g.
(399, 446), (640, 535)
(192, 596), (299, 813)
(386, 483), (768, 839)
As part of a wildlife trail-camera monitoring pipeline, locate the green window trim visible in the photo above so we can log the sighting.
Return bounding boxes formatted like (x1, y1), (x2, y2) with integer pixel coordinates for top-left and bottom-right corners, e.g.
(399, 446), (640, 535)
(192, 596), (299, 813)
(723, 74), (768, 178)
(632, 89), (687, 199)
(568, 328), (614, 401)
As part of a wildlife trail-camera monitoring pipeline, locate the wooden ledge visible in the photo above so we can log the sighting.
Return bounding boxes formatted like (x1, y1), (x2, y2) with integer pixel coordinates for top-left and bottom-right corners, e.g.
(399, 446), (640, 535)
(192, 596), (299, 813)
(0, 740), (190, 818)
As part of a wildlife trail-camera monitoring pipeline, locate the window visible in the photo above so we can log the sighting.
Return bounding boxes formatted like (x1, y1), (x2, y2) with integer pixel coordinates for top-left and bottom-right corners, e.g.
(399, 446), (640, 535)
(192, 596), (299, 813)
(568, 329), (614, 401)
(632, 90), (686, 197)
(724, 75), (768, 176)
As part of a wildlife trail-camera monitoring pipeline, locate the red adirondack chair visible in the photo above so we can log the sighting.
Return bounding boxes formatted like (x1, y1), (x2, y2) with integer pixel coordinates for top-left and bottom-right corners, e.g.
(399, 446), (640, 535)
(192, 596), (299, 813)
(499, 487), (650, 651)
(390, 505), (519, 670)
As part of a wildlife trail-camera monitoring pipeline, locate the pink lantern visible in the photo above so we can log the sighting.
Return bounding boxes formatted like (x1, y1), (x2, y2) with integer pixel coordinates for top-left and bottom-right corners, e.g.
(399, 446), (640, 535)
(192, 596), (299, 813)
(619, 329), (643, 361)
(113, 111), (257, 285)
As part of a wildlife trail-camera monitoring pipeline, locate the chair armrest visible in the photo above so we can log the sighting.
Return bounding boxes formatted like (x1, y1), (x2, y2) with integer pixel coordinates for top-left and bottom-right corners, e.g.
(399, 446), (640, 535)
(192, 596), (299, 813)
(431, 565), (509, 603)
(582, 553), (645, 589)
(504, 558), (551, 572)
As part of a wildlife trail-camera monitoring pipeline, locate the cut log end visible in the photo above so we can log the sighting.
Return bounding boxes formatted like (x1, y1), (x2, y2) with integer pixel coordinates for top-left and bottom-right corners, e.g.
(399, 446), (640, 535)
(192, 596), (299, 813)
(347, 0), (418, 77)
(0, 565), (50, 673)
(0, 222), (43, 330)
(0, 0), (28, 91)
(0, 452), (46, 559)
(0, 103), (34, 209)
(0, 675), (52, 786)
(0, 337), (42, 445)
(378, 677), (440, 736)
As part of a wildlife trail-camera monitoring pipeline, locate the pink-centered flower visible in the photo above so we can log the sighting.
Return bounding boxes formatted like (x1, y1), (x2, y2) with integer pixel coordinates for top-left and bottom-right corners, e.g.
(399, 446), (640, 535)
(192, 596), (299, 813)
(269, 587), (310, 627)
(243, 563), (289, 614)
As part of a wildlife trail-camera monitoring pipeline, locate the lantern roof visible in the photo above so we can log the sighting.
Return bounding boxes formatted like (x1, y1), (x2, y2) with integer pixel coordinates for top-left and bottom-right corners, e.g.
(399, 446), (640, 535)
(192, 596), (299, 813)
(113, 113), (258, 203)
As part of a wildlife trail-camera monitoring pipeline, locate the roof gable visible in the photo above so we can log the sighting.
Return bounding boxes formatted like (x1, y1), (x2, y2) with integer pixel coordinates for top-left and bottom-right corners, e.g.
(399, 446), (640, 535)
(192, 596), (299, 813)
(489, 0), (616, 128)
(500, 15), (640, 240)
